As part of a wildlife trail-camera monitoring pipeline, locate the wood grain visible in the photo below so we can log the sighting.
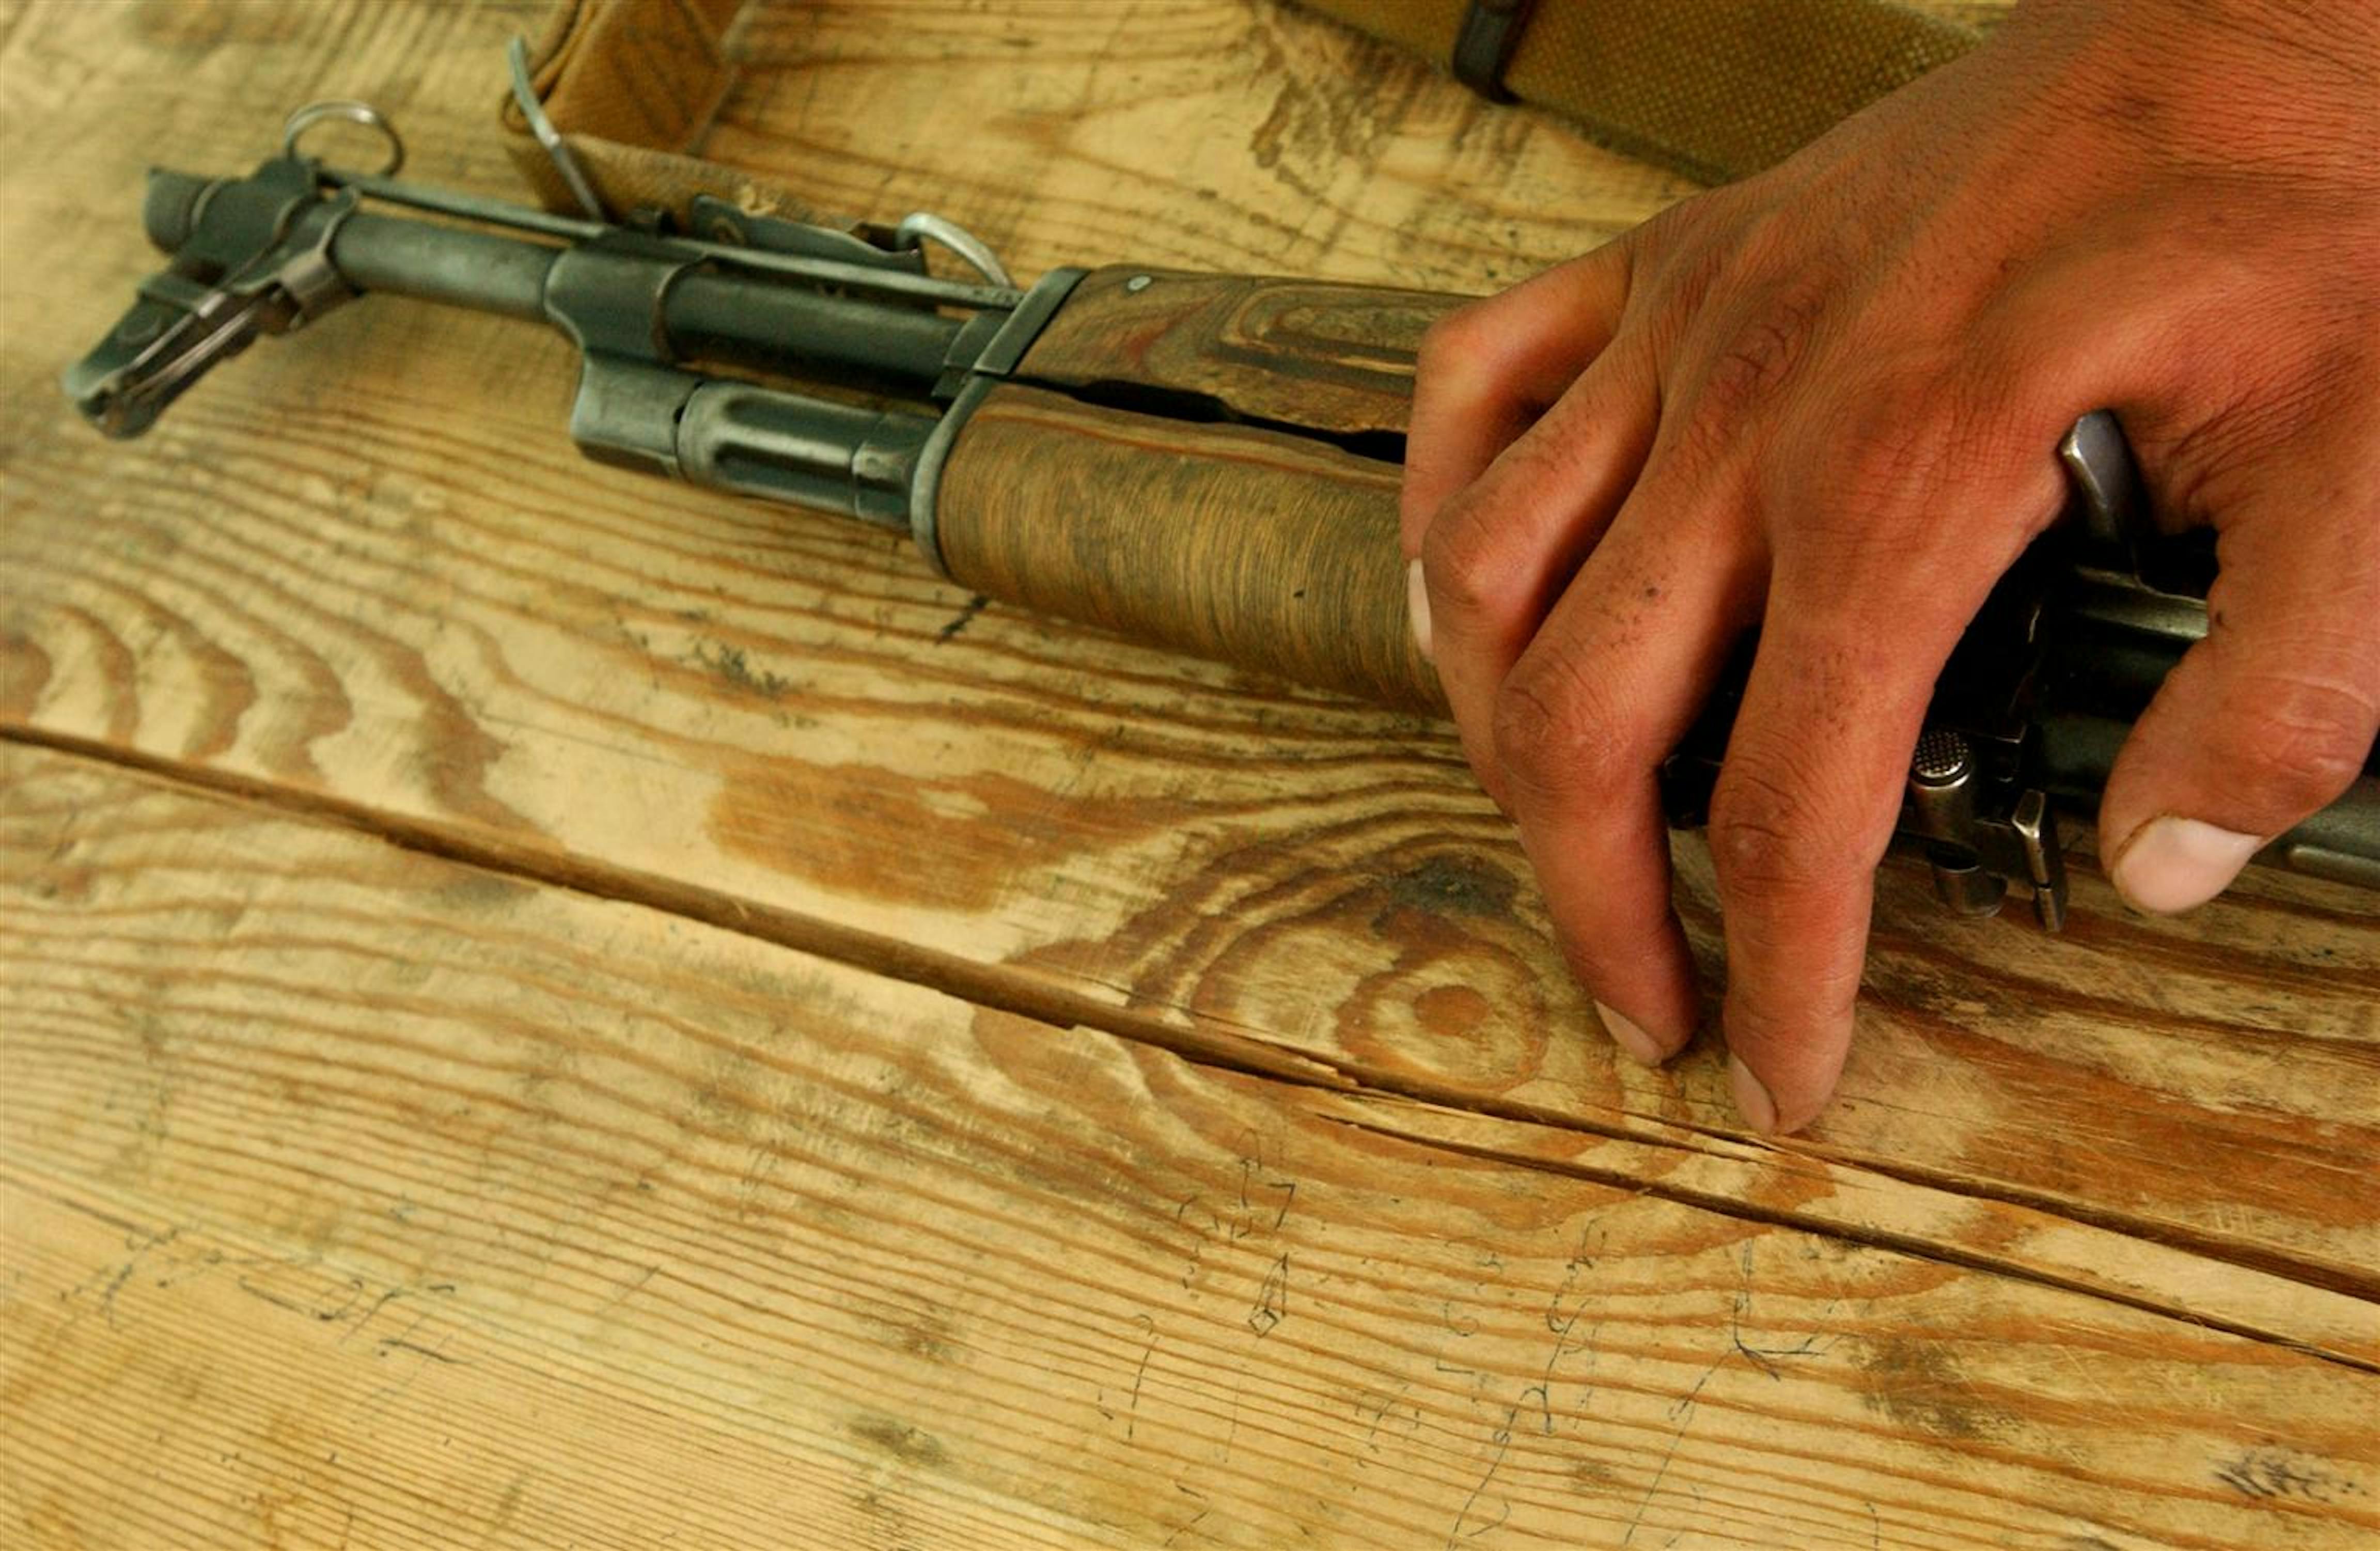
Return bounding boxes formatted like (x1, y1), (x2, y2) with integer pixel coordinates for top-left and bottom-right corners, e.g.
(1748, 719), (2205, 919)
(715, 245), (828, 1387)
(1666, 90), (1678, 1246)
(938, 384), (1439, 710)
(1017, 264), (1459, 437)
(6, 743), (2375, 1550)
(7, 0), (2373, 1294)
(4, 0), (2378, 1544)
(706, 0), (1698, 289)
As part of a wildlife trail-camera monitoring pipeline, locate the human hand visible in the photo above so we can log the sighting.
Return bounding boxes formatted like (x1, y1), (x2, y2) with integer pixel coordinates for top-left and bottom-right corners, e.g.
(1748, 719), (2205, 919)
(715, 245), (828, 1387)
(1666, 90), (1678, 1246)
(1400, 0), (2380, 1133)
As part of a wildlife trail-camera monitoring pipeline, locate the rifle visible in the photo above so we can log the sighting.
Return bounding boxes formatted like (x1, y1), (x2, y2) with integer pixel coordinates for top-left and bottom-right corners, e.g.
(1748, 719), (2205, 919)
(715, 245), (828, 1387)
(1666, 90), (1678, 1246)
(64, 100), (2380, 929)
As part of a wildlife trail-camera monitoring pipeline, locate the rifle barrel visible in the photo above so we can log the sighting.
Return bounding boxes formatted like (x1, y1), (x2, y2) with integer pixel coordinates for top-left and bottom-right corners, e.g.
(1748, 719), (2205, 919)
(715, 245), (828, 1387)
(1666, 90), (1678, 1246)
(144, 169), (972, 394)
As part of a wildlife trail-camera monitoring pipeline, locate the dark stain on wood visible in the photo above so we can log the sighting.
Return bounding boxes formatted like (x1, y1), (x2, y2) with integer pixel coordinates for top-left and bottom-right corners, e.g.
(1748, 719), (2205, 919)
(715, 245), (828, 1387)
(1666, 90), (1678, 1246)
(849, 1415), (950, 1471)
(707, 751), (1198, 912)
(2212, 1447), (2359, 1505)
(1856, 1337), (2006, 1443)
(1382, 855), (1517, 920)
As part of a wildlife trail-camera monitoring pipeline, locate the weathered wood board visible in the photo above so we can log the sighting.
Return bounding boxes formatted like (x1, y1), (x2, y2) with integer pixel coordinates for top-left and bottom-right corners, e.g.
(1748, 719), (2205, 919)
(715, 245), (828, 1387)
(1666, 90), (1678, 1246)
(2, 1), (2374, 1545)
(7, 744), (2376, 1548)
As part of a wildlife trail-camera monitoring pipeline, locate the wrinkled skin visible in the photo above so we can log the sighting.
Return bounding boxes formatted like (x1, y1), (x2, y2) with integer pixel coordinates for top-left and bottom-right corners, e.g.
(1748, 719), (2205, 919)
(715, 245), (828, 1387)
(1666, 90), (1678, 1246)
(1399, 0), (2380, 1133)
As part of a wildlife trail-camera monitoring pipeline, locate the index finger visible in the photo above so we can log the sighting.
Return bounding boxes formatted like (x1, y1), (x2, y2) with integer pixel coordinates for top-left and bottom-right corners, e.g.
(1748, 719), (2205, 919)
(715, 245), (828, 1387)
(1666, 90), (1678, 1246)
(1401, 238), (1637, 560)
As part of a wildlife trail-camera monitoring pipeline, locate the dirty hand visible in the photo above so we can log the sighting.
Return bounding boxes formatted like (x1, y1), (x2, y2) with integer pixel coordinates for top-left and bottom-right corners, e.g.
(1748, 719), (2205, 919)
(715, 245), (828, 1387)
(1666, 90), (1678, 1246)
(1399, 0), (2380, 1133)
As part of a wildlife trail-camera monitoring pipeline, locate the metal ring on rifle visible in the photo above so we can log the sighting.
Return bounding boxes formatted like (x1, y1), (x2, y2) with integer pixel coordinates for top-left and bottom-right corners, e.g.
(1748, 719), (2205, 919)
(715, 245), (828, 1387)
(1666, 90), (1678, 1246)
(283, 99), (405, 177)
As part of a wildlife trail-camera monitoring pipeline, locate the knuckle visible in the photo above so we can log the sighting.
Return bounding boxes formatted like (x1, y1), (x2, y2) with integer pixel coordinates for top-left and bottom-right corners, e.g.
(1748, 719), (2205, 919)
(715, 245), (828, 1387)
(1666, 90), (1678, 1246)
(1419, 500), (1507, 623)
(1491, 662), (1624, 795)
(1696, 285), (1828, 418)
(1635, 192), (1748, 320)
(1415, 304), (1493, 382)
(1786, 393), (1984, 554)
(1729, 197), (1803, 277)
(1706, 750), (1835, 897)
(1423, 479), (1610, 660)
(1826, 382), (1962, 496)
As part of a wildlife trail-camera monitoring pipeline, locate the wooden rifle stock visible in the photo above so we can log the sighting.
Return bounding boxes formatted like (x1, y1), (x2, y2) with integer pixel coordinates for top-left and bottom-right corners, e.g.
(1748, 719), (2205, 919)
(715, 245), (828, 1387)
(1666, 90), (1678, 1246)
(67, 149), (2380, 905)
(940, 385), (1436, 711)
(940, 267), (1458, 713)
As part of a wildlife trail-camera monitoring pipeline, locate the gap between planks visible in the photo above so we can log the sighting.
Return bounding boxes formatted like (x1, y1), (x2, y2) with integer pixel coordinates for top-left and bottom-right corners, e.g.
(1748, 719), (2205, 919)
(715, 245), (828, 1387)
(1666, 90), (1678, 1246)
(8, 720), (2375, 1377)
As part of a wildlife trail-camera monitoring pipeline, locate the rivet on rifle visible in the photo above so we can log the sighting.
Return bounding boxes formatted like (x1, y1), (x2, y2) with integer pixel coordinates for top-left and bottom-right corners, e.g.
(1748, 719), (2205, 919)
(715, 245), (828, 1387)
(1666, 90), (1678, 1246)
(1125, 274), (1153, 293)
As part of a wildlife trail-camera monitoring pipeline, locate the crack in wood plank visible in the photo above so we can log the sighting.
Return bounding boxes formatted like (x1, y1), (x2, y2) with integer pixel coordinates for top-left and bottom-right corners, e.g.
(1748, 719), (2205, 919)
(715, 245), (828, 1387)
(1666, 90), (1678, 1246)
(1317, 1108), (2380, 1378)
(10, 723), (2376, 1374)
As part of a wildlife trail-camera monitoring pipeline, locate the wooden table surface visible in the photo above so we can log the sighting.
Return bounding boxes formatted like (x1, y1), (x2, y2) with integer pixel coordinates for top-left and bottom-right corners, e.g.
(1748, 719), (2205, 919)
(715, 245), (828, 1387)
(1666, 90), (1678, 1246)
(3, 2), (2375, 1546)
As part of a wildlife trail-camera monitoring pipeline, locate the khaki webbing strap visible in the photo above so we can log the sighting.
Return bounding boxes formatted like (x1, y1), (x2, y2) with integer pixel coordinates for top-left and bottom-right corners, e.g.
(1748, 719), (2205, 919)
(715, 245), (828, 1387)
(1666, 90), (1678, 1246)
(1308, 0), (1979, 184)
(1453, 0), (1537, 101)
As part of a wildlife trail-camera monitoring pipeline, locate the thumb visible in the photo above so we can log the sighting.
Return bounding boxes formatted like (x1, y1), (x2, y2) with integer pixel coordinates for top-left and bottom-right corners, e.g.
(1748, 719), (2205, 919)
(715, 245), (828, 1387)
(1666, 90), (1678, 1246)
(2097, 458), (2380, 914)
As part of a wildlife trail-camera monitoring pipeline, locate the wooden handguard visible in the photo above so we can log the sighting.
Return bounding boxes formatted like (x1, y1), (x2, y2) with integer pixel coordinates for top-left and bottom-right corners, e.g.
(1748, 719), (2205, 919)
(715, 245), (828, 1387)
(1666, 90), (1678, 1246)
(935, 266), (1471, 713)
(937, 384), (1443, 711)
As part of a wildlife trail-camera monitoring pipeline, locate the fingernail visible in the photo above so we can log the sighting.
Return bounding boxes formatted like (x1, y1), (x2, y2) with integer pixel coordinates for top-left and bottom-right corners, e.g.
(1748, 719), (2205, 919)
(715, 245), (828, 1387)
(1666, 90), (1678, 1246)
(1595, 1001), (1668, 1066)
(2109, 816), (2263, 914)
(1406, 559), (1433, 662)
(1728, 1055), (1778, 1135)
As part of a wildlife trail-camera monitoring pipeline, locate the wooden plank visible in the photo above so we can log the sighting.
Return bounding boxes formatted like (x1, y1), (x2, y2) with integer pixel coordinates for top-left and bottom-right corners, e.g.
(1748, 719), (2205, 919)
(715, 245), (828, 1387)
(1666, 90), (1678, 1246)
(4, 743), (2375, 1549)
(9, 722), (2371, 1374)
(0, 1185), (1127, 1551)
(6, 0), (2375, 1321)
(706, 0), (1681, 289)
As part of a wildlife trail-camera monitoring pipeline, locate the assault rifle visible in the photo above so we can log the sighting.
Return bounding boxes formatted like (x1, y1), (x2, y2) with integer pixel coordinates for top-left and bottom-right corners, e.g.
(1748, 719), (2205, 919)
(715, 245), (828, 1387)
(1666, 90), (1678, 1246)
(64, 101), (2380, 929)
